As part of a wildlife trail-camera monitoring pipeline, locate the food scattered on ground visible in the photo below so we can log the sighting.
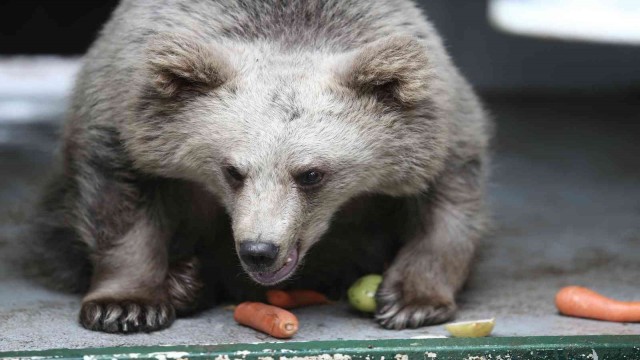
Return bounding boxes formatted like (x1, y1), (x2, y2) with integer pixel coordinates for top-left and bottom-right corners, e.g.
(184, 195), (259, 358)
(348, 274), (383, 313)
(444, 318), (495, 338)
(555, 286), (640, 322)
(233, 301), (299, 338)
(266, 289), (330, 308)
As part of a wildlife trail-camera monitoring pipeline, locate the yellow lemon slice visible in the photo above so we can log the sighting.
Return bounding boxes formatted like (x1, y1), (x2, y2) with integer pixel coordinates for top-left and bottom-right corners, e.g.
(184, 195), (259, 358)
(444, 318), (495, 338)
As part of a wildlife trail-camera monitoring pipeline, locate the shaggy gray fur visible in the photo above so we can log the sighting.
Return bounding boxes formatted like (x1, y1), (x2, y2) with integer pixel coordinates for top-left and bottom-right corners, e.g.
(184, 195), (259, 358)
(32, 0), (491, 333)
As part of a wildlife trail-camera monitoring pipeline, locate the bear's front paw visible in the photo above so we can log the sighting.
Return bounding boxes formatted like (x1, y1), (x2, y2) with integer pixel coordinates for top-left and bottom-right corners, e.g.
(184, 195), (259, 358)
(375, 277), (456, 329)
(79, 298), (175, 333)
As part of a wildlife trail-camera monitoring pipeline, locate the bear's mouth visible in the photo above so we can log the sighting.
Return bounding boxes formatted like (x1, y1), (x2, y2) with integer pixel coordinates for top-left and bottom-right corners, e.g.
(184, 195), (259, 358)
(249, 243), (299, 285)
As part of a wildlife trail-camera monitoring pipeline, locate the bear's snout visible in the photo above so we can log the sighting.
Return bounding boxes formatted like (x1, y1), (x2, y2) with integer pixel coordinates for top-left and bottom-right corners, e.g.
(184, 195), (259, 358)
(236, 239), (301, 286)
(238, 240), (280, 270)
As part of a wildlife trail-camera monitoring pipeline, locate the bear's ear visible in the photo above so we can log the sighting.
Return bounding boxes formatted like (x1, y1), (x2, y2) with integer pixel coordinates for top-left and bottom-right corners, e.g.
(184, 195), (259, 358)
(337, 36), (432, 107)
(146, 34), (234, 98)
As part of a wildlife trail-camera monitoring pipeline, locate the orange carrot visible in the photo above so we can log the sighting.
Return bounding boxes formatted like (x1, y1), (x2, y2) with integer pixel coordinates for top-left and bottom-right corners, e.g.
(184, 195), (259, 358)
(555, 286), (640, 322)
(266, 289), (330, 309)
(233, 302), (299, 338)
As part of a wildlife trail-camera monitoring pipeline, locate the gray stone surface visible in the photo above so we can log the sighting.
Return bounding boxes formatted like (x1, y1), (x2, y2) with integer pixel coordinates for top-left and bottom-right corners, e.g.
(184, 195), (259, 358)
(1, 81), (639, 350)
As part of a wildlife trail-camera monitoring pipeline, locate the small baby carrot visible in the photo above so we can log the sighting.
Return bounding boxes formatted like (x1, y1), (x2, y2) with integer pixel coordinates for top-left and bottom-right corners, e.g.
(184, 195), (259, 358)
(555, 286), (640, 322)
(266, 289), (330, 309)
(233, 302), (299, 338)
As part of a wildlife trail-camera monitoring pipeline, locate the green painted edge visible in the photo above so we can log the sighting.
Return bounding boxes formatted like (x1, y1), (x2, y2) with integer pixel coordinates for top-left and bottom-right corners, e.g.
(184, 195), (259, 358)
(1, 336), (639, 360)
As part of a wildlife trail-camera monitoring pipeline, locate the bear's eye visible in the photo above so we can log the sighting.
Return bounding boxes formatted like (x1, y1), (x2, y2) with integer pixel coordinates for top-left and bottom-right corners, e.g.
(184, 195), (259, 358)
(295, 170), (324, 188)
(224, 166), (245, 185)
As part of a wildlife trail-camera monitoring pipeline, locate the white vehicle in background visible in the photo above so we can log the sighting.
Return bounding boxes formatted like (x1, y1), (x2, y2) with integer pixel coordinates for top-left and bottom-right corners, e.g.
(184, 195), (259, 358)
(489, 0), (640, 45)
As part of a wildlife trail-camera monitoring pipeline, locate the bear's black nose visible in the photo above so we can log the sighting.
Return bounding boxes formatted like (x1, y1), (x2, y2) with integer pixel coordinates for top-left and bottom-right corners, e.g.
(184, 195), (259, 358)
(239, 241), (279, 269)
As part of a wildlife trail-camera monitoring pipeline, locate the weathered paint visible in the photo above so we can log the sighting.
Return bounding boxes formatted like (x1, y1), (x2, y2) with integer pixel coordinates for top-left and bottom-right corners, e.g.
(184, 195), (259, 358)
(147, 352), (190, 360)
(1, 336), (639, 360)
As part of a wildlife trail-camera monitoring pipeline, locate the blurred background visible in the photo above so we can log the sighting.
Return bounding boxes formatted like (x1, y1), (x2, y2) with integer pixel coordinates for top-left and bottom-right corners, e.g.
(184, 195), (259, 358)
(1, 0), (639, 349)
(2, 0), (640, 90)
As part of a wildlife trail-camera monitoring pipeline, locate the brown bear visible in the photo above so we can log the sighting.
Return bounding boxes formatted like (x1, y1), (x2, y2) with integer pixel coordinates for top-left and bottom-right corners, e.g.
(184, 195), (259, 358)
(31, 0), (492, 333)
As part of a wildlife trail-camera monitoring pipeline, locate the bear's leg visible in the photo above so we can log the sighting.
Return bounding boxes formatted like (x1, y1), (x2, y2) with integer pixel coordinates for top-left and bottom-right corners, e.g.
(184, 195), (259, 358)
(79, 217), (175, 333)
(375, 158), (487, 329)
(166, 256), (203, 315)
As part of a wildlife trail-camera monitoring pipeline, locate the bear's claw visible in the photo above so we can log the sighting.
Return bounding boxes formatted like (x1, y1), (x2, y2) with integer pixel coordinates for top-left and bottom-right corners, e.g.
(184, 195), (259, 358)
(375, 276), (456, 329)
(79, 298), (175, 333)
(375, 300), (456, 329)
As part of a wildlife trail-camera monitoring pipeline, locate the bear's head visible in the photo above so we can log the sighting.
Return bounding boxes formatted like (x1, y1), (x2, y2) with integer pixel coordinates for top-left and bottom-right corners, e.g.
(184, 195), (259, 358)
(126, 33), (450, 285)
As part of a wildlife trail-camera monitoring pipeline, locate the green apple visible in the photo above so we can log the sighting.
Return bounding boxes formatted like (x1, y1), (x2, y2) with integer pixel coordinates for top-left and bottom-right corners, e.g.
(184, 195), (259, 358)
(348, 274), (383, 313)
